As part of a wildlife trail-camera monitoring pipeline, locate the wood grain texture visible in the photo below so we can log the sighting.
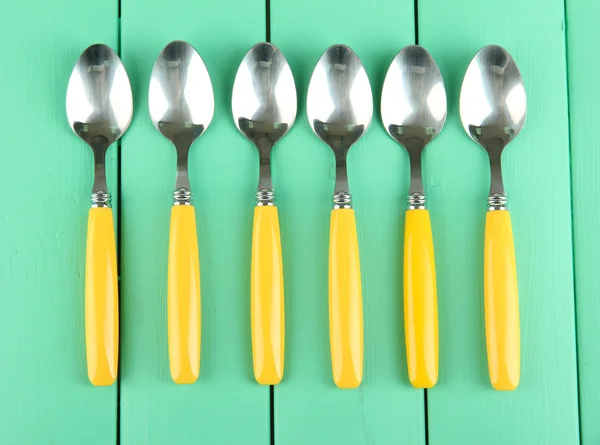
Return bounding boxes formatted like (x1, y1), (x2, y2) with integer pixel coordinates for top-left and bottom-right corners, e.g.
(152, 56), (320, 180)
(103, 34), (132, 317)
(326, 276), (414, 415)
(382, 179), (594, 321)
(0, 1), (118, 443)
(119, 0), (269, 444)
(566, 0), (600, 442)
(419, 0), (579, 443)
(271, 0), (426, 443)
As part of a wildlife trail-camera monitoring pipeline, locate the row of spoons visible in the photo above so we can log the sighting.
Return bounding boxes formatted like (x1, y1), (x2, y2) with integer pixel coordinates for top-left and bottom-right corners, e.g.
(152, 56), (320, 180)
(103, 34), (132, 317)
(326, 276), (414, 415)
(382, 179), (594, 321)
(66, 41), (526, 391)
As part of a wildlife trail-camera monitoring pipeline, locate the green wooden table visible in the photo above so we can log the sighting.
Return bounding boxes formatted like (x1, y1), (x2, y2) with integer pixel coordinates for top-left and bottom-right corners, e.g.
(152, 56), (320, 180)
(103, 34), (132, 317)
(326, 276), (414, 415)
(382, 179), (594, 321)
(1, 0), (596, 443)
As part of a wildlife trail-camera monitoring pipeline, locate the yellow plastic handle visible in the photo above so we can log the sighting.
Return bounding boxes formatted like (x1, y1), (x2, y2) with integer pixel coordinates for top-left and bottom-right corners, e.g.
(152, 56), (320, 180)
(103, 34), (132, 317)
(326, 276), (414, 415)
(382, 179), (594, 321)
(329, 208), (363, 389)
(484, 210), (520, 390)
(168, 205), (201, 384)
(404, 209), (438, 388)
(251, 205), (285, 385)
(85, 207), (119, 386)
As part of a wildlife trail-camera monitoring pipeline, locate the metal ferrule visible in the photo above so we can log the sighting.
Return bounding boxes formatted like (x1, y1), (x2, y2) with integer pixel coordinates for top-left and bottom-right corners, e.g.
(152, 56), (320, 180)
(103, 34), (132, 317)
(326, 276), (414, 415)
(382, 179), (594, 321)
(488, 193), (508, 211)
(173, 187), (193, 206)
(407, 192), (427, 210)
(91, 191), (111, 208)
(256, 188), (275, 206)
(333, 191), (352, 209)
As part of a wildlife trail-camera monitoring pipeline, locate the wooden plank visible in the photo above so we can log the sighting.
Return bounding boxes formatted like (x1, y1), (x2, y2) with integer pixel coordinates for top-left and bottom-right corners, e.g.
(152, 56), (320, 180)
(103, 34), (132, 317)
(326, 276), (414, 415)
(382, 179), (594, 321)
(271, 1), (425, 443)
(119, 1), (269, 444)
(566, 0), (600, 442)
(0, 0), (118, 443)
(419, 0), (579, 443)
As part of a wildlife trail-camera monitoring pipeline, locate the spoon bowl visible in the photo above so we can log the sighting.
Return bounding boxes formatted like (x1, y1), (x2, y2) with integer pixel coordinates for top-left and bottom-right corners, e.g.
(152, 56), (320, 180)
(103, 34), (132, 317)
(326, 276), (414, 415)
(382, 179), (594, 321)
(149, 40), (214, 160)
(67, 44), (133, 150)
(381, 45), (446, 150)
(307, 44), (372, 165)
(232, 42), (297, 150)
(460, 45), (527, 151)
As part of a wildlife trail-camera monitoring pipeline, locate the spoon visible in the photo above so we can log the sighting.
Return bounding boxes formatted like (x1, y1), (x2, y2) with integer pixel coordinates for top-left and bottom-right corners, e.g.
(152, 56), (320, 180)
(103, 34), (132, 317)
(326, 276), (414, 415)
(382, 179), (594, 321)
(232, 42), (297, 385)
(66, 43), (133, 386)
(307, 44), (372, 389)
(381, 45), (447, 389)
(460, 45), (527, 391)
(148, 40), (214, 384)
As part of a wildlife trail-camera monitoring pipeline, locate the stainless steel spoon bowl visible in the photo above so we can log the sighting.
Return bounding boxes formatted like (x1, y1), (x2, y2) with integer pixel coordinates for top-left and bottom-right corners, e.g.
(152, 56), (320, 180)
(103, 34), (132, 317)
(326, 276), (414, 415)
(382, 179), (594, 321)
(66, 43), (133, 386)
(307, 44), (372, 389)
(232, 42), (297, 203)
(148, 40), (214, 384)
(460, 44), (527, 205)
(381, 45), (446, 206)
(459, 45), (527, 391)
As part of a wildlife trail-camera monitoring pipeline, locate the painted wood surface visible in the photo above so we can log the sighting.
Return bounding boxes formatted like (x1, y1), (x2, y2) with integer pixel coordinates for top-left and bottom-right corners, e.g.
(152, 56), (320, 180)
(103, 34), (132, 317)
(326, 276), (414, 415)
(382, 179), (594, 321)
(566, 0), (600, 443)
(119, 0), (270, 444)
(0, 0), (593, 442)
(419, 0), (579, 443)
(0, 0), (119, 444)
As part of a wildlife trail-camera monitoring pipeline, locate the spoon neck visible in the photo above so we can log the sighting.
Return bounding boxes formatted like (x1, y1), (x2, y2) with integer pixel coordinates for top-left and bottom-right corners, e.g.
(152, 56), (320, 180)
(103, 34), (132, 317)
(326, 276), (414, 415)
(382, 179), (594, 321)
(486, 140), (507, 210)
(90, 136), (110, 207)
(407, 147), (424, 198)
(254, 135), (275, 203)
(257, 159), (274, 204)
(489, 157), (505, 194)
(333, 162), (352, 209)
(175, 147), (192, 197)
